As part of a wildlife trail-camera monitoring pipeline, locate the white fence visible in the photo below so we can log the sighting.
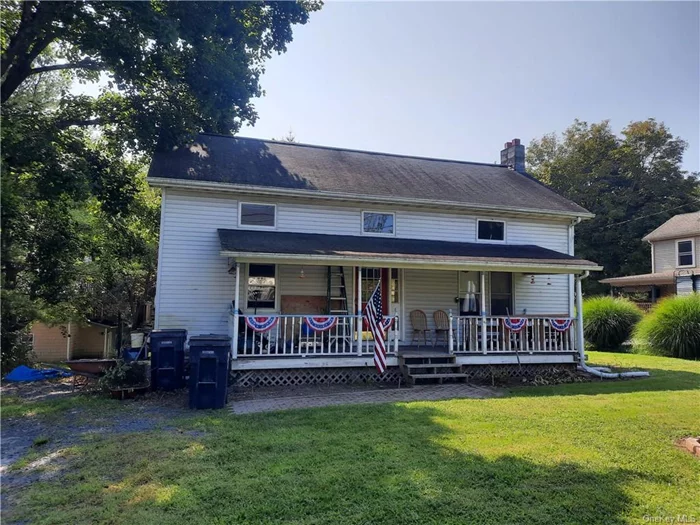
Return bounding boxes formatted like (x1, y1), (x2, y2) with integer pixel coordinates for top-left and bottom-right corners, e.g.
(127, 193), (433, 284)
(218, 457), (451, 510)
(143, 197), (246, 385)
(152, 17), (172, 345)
(229, 313), (400, 358)
(455, 316), (577, 354)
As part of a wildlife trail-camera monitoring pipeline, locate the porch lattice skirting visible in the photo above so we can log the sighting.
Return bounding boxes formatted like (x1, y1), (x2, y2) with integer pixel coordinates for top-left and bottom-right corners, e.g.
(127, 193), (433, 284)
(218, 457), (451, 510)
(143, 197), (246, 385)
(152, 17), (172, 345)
(462, 363), (577, 380)
(231, 363), (577, 387)
(232, 367), (403, 388)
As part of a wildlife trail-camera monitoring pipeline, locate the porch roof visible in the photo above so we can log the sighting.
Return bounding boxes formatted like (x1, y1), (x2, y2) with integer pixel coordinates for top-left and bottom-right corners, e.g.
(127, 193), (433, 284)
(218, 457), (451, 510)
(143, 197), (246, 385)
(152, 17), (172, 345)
(218, 229), (601, 273)
(599, 269), (698, 287)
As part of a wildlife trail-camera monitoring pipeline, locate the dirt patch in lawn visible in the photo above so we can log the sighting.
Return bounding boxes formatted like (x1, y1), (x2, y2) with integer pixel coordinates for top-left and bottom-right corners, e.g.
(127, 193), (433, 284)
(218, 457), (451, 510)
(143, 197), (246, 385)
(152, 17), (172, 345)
(677, 436), (700, 457)
(1, 381), (196, 519)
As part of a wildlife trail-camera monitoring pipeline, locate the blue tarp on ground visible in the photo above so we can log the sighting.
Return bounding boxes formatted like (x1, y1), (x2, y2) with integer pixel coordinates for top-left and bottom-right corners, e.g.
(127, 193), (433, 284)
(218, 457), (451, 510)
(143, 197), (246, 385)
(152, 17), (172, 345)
(4, 365), (72, 382)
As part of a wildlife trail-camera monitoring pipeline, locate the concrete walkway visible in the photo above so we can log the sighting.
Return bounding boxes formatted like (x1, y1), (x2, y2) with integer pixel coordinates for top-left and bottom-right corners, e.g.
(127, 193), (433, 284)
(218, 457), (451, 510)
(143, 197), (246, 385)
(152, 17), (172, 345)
(230, 383), (503, 414)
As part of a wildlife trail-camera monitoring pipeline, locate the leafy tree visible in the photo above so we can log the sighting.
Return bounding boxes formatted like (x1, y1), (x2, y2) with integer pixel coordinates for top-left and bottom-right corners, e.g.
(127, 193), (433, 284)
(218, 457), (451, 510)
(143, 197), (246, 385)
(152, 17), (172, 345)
(528, 119), (699, 294)
(1, 1), (321, 368)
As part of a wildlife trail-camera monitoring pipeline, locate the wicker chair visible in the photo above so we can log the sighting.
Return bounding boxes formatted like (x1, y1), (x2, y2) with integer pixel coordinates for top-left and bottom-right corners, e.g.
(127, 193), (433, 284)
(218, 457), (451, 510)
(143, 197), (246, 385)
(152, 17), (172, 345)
(433, 310), (451, 348)
(409, 310), (431, 347)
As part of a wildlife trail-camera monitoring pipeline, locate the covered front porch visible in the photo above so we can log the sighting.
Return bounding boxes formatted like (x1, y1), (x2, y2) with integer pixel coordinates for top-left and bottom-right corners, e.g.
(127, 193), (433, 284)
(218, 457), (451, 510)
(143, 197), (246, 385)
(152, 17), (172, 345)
(219, 229), (600, 370)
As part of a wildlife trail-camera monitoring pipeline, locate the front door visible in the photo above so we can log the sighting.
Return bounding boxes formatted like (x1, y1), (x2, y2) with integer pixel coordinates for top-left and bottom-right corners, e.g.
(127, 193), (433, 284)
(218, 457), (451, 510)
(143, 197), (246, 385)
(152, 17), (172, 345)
(358, 267), (390, 314)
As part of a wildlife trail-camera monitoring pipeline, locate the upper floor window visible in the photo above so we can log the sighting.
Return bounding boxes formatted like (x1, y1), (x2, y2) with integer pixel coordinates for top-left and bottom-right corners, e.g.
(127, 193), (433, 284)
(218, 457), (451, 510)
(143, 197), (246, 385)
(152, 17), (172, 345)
(362, 211), (395, 236)
(239, 202), (276, 228)
(677, 239), (695, 267)
(477, 219), (505, 242)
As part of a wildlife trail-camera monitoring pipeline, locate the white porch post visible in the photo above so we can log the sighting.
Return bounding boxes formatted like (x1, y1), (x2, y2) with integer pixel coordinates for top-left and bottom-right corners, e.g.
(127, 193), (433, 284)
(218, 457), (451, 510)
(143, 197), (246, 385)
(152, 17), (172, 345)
(448, 309), (454, 354)
(357, 266), (362, 355)
(232, 262), (241, 360)
(575, 274), (585, 361)
(393, 307), (399, 354)
(480, 271), (487, 354)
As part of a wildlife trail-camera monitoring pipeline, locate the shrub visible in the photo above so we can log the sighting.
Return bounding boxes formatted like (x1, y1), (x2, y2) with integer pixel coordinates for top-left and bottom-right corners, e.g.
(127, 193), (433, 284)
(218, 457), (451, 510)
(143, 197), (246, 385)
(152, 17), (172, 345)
(582, 296), (643, 351)
(98, 360), (149, 391)
(634, 294), (700, 360)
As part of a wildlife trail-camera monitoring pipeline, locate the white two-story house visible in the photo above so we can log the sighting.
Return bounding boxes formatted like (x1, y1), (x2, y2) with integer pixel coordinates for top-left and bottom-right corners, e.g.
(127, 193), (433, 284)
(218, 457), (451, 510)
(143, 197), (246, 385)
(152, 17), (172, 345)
(147, 135), (600, 386)
(601, 211), (700, 304)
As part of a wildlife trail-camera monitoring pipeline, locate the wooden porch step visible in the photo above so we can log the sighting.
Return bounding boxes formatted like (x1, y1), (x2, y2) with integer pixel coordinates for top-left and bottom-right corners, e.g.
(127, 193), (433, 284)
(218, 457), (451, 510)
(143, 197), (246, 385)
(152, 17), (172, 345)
(400, 352), (453, 359)
(405, 363), (460, 370)
(409, 372), (468, 379)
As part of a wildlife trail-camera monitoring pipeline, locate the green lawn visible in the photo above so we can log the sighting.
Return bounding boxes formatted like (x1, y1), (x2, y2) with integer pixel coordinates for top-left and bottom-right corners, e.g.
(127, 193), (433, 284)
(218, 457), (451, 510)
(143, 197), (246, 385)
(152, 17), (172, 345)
(5, 352), (700, 524)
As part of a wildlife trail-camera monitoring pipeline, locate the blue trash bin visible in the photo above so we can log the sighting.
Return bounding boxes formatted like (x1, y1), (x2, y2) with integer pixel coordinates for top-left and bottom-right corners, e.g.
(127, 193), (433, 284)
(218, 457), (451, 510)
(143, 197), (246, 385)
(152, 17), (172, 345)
(150, 329), (187, 390)
(188, 335), (231, 409)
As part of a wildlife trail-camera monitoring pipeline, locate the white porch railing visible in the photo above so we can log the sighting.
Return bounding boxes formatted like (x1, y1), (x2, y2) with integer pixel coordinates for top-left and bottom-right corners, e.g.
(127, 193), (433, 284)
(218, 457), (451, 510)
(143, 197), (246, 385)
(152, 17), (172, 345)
(454, 316), (577, 354)
(228, 313), (400, 358)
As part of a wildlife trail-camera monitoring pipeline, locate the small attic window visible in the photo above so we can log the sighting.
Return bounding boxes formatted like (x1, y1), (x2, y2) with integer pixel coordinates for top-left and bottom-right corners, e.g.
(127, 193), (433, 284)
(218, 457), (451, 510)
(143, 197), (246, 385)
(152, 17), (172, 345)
(362, 212), (395, 236)
(477, 220), (506, 242)
(239, 203), (276, 228)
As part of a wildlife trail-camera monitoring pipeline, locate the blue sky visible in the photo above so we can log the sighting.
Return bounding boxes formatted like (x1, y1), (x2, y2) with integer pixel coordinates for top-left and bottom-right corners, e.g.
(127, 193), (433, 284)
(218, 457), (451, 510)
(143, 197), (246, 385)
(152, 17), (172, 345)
(241, 1), (700, 172)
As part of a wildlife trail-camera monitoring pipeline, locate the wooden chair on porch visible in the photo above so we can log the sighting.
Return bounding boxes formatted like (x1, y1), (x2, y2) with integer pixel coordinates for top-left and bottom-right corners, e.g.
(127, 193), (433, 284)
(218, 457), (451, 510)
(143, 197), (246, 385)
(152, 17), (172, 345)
(433, 310), (453, 348)
(409, 310), (431, 348)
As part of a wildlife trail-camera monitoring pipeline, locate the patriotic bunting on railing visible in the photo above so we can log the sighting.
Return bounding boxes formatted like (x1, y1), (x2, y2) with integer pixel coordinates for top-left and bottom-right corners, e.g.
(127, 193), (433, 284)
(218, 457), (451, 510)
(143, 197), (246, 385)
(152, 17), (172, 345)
(304, 316), (338, 332)
(549, 318), (573, 332)
(503, 317), (527, 333)
(245, 316), (279, 332)
(381, 317), (394, 331)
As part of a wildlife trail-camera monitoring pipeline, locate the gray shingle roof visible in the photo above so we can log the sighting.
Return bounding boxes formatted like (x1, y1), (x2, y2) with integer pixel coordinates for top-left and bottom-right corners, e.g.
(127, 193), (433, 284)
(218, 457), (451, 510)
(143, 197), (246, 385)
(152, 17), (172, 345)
(643, 211), (700, 242)
(148, 134), (591, 216)
(217, 229), (600, 270)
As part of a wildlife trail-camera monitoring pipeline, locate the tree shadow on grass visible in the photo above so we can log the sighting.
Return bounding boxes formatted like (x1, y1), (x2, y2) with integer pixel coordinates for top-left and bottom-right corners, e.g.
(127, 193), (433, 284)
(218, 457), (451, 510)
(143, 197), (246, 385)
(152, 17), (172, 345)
(8, 402), (673, 525)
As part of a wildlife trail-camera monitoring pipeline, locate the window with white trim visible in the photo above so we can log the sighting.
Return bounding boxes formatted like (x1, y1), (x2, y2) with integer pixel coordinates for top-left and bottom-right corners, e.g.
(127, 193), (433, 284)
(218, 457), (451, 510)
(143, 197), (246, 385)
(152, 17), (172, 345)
(362, 212), (394, 235)
(239, 203), (276, 228)
(677, 240), (694, 267)
(477, 219), (505, 242)
(247, 264), (276, 309)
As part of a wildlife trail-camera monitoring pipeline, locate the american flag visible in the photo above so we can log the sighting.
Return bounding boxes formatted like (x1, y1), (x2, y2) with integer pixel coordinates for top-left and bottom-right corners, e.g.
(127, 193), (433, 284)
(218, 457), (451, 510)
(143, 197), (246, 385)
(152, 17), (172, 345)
(363, 281), (387, 374)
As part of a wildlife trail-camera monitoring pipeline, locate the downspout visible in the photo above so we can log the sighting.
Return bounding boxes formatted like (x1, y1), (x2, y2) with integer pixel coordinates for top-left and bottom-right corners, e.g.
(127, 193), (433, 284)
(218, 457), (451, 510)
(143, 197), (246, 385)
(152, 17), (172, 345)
(568, 217), (581, 318)
(575, 271), (649, 379)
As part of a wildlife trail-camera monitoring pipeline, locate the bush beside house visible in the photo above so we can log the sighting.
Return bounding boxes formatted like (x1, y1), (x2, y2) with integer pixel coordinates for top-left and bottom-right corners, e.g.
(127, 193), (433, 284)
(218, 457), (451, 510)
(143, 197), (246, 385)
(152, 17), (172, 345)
(582, 296), (643, 351)
(634, 294), (700, 360)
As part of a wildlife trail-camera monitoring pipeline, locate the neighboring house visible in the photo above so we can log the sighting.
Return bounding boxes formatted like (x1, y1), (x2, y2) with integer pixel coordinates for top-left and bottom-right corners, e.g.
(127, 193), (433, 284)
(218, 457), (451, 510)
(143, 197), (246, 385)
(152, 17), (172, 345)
(147, 135), (600, 385)
(30, 321), (116, 363)
(600, 211), (700, 305)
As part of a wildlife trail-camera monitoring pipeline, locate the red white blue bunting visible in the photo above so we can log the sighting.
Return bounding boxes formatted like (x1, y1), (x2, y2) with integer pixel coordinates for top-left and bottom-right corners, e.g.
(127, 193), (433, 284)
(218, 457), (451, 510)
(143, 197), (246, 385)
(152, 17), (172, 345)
(304, 316), (338, 332)
(503, 317), (527, 333)
(245, 316), (278, 332)
(549, 318), (573, 332)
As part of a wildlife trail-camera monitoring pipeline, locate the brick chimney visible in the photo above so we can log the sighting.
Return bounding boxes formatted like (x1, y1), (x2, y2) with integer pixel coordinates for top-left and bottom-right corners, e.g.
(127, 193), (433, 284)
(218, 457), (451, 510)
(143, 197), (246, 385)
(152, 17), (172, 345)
(500, 138), (526, 173)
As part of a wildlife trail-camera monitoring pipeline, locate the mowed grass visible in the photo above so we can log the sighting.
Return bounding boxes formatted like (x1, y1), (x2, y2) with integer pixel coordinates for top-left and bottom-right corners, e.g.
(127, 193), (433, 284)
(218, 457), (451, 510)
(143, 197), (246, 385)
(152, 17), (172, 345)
(6, 352), (700, 525)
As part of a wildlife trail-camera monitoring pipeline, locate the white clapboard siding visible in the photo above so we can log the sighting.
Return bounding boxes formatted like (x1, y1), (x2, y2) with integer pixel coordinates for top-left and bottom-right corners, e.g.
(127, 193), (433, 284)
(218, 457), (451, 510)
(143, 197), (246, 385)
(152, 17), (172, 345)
(155, 189), (577, 334)
(396, 211), (476, 242)
(156, 191), (238, 335)
(403, 269), (460, 334)
(507, 218), (569, 252)
(165, 189), (571, 244)
(278, 265), (327, 296)
(513, 274), (570, 315)
(653, 239), (677, 272)
(676, 276), (694, 295)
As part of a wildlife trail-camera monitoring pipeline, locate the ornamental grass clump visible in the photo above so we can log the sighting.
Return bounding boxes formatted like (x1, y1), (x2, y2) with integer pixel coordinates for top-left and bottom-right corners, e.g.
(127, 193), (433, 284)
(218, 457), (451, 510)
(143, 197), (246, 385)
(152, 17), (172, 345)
(582, 296), (643, 351)
(634, 294), (700, 360)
